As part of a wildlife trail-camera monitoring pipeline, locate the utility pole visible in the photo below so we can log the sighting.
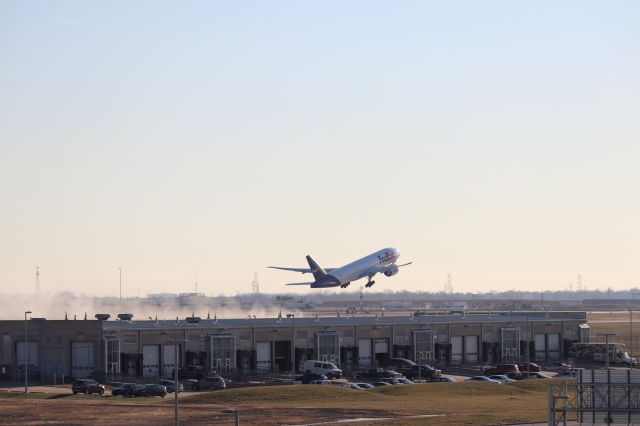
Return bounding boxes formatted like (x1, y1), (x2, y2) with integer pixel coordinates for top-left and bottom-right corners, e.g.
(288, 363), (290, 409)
(35, 267), (40, 296)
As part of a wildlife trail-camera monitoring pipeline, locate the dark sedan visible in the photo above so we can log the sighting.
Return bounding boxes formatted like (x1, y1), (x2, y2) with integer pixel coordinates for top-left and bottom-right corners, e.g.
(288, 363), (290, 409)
(142, 384), (168, 397)
(111, 383), (137, 397)
(72, 379), (105, 395)
(160, 380), (183, 393)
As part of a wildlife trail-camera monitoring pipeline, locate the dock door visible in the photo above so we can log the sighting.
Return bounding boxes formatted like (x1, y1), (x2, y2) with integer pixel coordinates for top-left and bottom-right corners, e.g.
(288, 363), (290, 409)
(256, 341), (271, 371)
(71, 342), (94, 379)
(358, 339), (372, 367)
(142, 345), (160, 377)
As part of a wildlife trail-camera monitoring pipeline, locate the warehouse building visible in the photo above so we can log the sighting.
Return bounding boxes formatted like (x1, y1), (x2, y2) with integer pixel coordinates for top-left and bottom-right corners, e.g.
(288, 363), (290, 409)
(0, 311), (588, 383)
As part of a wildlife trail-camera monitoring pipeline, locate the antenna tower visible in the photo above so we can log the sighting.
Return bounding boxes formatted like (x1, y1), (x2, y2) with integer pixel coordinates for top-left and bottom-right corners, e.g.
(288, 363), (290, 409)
(252, 273), (260, 294)
(35, 266), (40, 295)
(576, 273), (582, 293)
(445, 273), (453, 294)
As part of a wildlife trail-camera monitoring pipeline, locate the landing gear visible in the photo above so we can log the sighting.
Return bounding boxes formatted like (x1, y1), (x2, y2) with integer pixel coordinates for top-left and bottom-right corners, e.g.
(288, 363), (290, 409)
(365, 280), (375, 288)
(340, 282), (351, 288)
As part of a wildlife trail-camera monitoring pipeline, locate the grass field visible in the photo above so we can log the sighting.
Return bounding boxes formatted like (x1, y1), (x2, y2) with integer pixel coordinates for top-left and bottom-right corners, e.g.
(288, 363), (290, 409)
(0, 380), (569, 425)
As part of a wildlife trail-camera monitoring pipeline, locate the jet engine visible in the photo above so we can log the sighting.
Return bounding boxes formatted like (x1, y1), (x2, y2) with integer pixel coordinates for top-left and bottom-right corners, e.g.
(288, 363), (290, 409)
(384, 266), (399, 277)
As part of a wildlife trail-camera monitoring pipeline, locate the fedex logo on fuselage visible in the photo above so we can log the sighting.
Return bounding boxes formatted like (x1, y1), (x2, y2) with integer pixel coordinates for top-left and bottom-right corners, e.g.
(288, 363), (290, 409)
(377, 251), (397, 264)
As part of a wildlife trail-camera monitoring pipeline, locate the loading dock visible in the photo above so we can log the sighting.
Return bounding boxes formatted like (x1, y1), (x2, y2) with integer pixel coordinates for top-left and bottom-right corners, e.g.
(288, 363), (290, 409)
(162, 344), (176, 377)
(71, 342), (94, 379)
(142, 344), (159, 377)
(464, 336), (479, 363)
(256, 341), (271, 371)
(451, 336), (463, 363)
(358, 339), (371, 367)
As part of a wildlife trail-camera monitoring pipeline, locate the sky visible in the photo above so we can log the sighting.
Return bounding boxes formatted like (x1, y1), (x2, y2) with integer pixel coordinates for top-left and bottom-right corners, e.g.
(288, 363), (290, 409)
(1, 1), (639, 297)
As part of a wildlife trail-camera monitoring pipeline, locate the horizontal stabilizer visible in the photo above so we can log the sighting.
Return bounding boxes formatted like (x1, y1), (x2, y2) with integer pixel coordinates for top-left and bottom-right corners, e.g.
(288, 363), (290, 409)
(285, 282), (315, 286)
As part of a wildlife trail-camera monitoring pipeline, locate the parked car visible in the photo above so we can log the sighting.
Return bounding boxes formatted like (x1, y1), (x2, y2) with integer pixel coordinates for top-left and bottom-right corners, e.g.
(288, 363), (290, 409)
(72, 379), (105, 395)
(488, 375), (516, 383)
(505, 372), (526, 381)
(181, 379), (200, 390)
(378, 377), (400, 385)
(296, 373), (328, 384)
(354, 368), (403, 379)
(350, 383), (365, 390)
(353, 382), (374, 389)
(310, 380), (332, 385)
(484, 364), (520, 376)
(548, 362), (572, 370)
(517, 362), (542, 372)
(519, 371), (553, 379)
(396, 378), (414, 384)
(554, 370), (578, 378)
(428, 376), (455, 382)
(160, 380), (183, 393)
(303, 360), (343, 379)
(195, 375), (226, 391)
(388, 358), (417, 369)
(371, 381), (392, 387)
(398, 364), (441, 380)
(466, 376), (501, 383)
(142, 384), (168, 397)
(111, 383), (137, 397)
(133, 384), (149, 397)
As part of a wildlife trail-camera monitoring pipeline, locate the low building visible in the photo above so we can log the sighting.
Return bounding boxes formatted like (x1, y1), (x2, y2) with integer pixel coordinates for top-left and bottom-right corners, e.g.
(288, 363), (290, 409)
(0, 311), (587, 383)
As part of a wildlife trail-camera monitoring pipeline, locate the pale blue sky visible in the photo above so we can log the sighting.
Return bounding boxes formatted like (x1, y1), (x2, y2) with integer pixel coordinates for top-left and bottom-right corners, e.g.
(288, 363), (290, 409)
(1, 1), (639, 296)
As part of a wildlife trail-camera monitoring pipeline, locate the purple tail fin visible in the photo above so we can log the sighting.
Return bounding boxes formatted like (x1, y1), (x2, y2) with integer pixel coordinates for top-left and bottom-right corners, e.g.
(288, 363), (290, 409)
(306, 255), (327, 281)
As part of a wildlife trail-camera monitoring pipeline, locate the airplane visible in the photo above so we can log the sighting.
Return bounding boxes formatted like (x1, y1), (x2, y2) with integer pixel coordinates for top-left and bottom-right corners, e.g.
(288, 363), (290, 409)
(268, 247), (412, 289)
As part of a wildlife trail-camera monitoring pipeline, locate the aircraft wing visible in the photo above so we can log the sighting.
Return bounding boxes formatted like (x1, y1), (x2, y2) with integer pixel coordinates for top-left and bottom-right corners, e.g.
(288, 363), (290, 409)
(285, 282), (316, 286)
(378, 262), (413, 274)
(268, 266), (337, 274)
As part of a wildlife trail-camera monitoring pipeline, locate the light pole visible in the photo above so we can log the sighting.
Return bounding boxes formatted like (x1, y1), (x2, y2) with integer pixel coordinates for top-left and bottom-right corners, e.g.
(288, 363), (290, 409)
(163, 335), (188, 426)
(222, 408), (239, 426)
(526, 314), (530, 374)
(287, 314), (295, 377)
(629, 309), (633, 365)
(24, 311), (32, 393)
(417, 315), (422, 383)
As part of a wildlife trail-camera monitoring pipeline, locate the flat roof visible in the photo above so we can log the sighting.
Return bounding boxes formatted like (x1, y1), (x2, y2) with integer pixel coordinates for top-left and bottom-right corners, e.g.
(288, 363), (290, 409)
(102, 312), (587, 330)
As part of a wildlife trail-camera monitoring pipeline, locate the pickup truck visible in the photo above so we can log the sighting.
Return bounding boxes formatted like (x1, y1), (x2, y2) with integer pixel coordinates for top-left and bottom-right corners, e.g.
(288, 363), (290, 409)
(397, 364), (441, 380)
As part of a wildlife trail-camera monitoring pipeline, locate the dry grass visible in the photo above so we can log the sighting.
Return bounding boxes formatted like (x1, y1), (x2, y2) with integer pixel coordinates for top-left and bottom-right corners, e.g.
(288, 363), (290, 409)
(0, 380), (569, 425)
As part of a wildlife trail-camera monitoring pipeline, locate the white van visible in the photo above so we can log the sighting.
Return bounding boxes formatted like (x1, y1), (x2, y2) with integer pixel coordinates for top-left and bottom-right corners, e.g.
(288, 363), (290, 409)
(303, 360), (343, 378)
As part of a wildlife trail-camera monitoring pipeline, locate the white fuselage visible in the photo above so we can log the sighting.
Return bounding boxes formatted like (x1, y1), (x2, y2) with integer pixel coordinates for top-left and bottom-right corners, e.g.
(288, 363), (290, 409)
(329, 247), (400, 285)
